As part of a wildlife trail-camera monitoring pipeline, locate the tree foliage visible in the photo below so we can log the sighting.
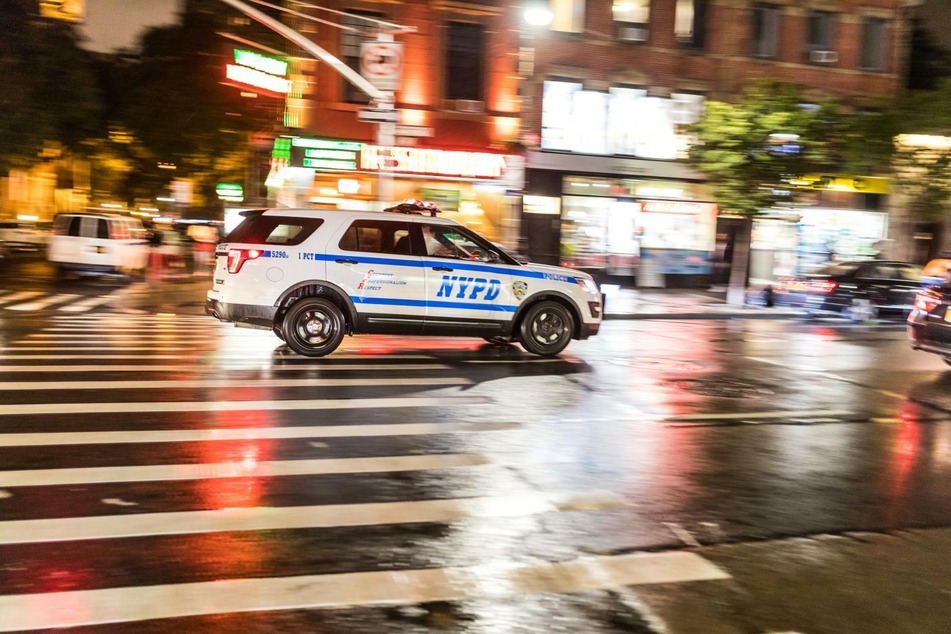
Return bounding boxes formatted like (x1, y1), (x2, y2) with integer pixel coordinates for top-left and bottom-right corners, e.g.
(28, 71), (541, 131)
(0, 2), (101, 172)
(687, 81), (875, 216)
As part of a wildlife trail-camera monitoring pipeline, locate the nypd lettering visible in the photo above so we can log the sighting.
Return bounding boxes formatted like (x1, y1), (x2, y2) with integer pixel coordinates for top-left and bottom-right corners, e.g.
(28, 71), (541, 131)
(436, 275), (501, 301)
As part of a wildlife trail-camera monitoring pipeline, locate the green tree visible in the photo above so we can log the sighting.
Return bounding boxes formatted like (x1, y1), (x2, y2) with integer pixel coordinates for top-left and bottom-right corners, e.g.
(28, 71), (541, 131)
(687, 80), (866, 217)
(104, 0), (281, 215)
(0, 2), (102, 173)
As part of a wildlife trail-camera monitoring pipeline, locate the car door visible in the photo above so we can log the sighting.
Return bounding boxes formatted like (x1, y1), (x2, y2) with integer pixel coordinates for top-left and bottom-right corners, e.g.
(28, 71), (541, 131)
(419, 221), (518, 335)
(856, 263), (919, 310)
(324, 218), (426, 334)
(882, 263), (924, 310)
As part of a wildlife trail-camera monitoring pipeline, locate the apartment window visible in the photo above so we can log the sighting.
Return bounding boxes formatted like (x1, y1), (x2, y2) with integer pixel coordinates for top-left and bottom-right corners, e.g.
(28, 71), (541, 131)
(614, 0), (650, 43)
(807, 10), (836, 63)
(861, 17), (887, 71)
(751, 4), (779, 58)
(445, 22), (484, 101)
(551, 0), (585, 33)
(340, 10), (382, 104)
(675, 0), (706, 48)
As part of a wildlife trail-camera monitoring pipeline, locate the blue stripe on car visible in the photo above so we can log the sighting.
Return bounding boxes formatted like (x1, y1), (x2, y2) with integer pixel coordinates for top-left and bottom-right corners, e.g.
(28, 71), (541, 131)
(351, 296), (518, 313)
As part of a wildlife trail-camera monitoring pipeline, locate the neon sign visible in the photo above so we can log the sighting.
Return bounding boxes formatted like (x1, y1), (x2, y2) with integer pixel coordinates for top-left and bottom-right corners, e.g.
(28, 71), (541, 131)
(225, 64), (292, 94)
(360, 146), (507, 179)
(234, 49), (288, 77)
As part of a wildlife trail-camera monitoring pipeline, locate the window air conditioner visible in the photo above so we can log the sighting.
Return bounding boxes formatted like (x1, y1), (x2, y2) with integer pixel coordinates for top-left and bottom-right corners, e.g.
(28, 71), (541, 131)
(809, 50), (839, 64)
(454, 99), (485, 114)
(618, 26), (649, 42)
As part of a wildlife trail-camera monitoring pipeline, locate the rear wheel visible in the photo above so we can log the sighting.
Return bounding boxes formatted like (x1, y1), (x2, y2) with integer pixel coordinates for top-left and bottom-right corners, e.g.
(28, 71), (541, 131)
(518, 301), (574, 356)
(282, 298), (346, 357)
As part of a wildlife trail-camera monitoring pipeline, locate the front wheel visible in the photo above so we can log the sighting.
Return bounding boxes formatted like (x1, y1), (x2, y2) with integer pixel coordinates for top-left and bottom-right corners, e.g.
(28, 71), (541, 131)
(282, 298), (346, 357)
(518, 301), (574, 356)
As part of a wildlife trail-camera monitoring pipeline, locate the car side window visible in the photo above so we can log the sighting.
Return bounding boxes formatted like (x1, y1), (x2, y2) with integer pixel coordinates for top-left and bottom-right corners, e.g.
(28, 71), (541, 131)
(67, 217), (82, 237)
(894, 264), (923, 281)
(339, 219), (411, 255)
(421, 223), (493, 261)
(856, 264), (883, 279)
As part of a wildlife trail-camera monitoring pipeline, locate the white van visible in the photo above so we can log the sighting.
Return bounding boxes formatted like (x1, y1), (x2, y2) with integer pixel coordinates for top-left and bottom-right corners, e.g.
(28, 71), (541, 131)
(47, 213), (149, 275)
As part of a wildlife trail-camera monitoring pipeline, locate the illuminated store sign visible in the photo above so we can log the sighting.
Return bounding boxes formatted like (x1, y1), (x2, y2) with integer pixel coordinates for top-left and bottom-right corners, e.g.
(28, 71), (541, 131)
(786, 175), (889, 195)
(361, 146), (507, 179)
(290, 138), (362, 170)
(234, 49), (288, 77)
(641, 201), (716, 215)
(225, 64), (292, 94)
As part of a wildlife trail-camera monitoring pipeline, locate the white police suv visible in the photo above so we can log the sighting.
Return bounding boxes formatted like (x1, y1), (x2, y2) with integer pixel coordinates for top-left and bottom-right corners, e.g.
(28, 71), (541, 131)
(206, 202), (602, 357)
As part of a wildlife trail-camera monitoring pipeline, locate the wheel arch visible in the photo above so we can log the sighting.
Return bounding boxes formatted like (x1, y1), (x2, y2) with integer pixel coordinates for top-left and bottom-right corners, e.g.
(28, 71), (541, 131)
(512, 291), (584, 339)
(274, 281), (357, 333)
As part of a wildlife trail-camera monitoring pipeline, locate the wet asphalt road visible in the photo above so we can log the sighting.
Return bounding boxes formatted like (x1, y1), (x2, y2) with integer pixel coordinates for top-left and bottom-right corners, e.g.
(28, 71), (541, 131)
(1, 258), (951, 632)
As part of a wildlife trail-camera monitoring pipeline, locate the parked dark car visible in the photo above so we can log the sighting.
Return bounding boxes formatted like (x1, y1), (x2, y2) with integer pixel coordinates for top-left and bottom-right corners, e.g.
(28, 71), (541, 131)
(776, 260), (923, 321)
(908, 284), (951, 365)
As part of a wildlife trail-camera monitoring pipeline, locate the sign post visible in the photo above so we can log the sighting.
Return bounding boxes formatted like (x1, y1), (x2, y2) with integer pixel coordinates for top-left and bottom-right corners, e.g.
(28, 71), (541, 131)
(360, 37), (403, 208)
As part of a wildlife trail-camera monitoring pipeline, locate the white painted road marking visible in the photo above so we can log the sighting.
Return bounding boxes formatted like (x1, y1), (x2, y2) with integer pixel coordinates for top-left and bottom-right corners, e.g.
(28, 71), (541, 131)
(57, 295), (120, 313)
(6, 294), (80, 311)
(0, 291), (42, 306)
(0, 395), (490, 416)
(0, 492), (623, 544)
(663, 410), (853, 422)
(0, 453), (492, 487)
(0, 377), (471, 391)
(0, 551), (729, 631)
(0, 363), (450, 372)
(0, 422), (520, 447)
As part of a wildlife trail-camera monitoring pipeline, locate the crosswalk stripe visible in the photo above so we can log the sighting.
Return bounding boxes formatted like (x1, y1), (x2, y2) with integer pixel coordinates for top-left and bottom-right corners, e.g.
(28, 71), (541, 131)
(0, 377), (471, 391)
(0, 422), (518, 447)
(5, 294), (80, 311)
(25, 333), (226, 340)
(0, 492), (620, 544)
(0, 551), (729, 631)
(0, 291), (42, 306)
(0, 453), (492, 487)
(57, 294), (119, 313)
(0, 395), (490, 416)
(0, 363), (450, 372)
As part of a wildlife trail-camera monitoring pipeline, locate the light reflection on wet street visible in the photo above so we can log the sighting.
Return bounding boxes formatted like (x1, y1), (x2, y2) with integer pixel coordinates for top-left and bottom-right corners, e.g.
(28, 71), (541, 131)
(1, 311), (951, 632)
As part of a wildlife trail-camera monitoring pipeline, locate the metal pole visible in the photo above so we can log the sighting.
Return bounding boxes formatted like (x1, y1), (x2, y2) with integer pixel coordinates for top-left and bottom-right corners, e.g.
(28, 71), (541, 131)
(216, 0), (386, 103)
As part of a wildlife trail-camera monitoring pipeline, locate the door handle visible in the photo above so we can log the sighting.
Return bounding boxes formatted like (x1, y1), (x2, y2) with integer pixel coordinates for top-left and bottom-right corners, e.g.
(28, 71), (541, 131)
(335, 258), (358, 265)
(432, 266), (454, 272)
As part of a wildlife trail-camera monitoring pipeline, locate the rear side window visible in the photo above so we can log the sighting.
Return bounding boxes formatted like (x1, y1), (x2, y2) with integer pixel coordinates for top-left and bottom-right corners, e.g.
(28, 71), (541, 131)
(67, 217), (82, 237)
(339, 220), (411, 254)
(224, 215), (323, 246)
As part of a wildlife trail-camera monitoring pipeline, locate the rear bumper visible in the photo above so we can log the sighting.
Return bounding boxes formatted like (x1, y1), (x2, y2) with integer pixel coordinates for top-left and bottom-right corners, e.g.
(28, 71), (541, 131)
(579, 320), (600, 339)
(206, 298), (277, 328)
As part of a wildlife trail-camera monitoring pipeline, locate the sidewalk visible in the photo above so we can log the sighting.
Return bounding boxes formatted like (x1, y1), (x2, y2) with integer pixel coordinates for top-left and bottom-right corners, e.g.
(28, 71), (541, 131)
(602, 286), (805, 320)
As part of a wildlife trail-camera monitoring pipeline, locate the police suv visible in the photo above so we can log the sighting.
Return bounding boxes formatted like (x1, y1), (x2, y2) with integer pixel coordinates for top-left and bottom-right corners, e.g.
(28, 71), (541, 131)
(206, 202), (602, 357)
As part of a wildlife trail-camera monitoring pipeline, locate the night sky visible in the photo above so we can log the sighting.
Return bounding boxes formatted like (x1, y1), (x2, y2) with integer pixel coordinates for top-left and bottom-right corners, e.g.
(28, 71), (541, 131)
(78, 0), (182, 52)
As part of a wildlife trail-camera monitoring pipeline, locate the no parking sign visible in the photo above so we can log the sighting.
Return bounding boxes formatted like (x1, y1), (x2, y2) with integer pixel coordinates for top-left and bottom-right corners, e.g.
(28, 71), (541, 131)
(360, 41), (403, 92)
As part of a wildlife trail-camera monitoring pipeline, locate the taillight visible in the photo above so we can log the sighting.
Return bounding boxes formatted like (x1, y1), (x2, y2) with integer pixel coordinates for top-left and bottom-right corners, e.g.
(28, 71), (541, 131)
(807, 279), (838, 293)
(914, 292), (940, 314)
(226, 248), (262, 274)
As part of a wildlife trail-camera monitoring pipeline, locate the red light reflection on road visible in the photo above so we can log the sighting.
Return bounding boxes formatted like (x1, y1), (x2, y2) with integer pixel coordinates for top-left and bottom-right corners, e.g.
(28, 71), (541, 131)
(886, 402), (922, 524)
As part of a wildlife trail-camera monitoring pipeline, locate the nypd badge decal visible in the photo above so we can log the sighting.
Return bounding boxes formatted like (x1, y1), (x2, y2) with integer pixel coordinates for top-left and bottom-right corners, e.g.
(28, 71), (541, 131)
(513, 280), (528, 300)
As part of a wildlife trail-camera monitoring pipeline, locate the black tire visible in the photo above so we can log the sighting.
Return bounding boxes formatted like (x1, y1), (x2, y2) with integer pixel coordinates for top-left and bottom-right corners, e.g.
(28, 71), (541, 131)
(272, 322), (286, 341)
(483, 336), (512, 345)
(518, 301), (574, 356)
(282, 298), (346, 357)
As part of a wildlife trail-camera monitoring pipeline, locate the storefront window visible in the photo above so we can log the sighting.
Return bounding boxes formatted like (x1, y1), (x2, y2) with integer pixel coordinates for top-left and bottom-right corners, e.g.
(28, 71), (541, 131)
(542, 81), (703, 159)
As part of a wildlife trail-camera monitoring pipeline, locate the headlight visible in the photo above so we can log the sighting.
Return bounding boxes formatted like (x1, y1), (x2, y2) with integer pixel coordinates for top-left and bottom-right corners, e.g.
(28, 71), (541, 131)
(576, 278), (600, 295)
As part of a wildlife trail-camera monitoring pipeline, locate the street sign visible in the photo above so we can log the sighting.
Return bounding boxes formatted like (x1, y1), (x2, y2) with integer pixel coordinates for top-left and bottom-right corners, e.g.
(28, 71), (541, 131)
(360, 41), (403, 92)
(357, 108), (399, 123)
(394, 125), (434, 138)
